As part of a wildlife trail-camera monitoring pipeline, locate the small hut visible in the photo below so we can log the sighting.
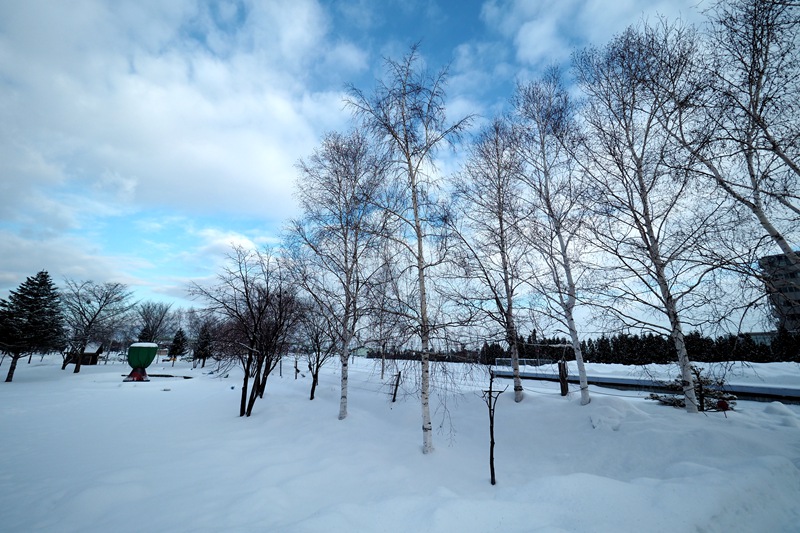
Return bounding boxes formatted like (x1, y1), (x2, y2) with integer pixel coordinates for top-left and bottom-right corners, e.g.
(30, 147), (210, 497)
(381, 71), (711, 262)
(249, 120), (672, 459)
(65, 343), (104, 366)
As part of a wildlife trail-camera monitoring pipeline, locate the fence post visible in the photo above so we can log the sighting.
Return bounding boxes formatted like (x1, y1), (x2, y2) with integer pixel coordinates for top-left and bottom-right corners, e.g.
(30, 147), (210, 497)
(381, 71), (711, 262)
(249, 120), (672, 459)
(558, 360), (568, 396)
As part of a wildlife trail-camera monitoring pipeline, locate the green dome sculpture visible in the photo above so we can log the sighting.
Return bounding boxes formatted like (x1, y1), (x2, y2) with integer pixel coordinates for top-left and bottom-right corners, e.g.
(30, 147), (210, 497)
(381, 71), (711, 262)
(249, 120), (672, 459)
(124, 342), (158, 382)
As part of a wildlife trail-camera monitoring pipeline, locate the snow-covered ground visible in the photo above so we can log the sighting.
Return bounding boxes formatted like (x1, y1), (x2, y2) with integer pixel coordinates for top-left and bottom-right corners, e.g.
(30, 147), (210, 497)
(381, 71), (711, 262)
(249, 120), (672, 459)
(1, 356), (799, 532)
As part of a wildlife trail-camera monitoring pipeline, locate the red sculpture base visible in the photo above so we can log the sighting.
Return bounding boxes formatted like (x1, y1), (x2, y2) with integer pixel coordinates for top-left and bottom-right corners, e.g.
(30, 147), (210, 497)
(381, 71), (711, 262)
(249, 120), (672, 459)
(123, 367), (150, 382)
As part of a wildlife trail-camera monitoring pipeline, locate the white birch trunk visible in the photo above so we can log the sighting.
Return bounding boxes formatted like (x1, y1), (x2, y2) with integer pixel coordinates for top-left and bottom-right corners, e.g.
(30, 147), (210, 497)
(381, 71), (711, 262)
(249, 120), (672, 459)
(412, 165), (434, 454)
(669, 317), (698, 413)
(338, 332), (352, 420)
(638, 174), (698, 414)
(498, 208), (523, 403)
(556, 231), (590, 405)
(508, 335), (524, 403)
(566, 310), (590, 406)
(417, 249), (434, 454)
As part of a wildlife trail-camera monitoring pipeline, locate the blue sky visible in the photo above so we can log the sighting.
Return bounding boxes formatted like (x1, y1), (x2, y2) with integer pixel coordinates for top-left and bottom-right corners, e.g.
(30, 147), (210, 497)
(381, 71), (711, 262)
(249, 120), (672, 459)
(0, 0), (704, 307)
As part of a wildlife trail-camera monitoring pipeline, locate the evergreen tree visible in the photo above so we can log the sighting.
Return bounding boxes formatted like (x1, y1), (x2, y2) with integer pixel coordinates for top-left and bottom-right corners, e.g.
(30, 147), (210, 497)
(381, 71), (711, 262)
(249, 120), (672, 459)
(138, 324), (156, 343)
(684, 331), (716, 363)
(771, 328), (799, 362)
(1, 271), (65, 382)
(479, 342), (505, 365)
(581, 339), (594, 362)
(168, 328), (188, 360)
(192, 321), (213, 368)
(595, 335), (612, 364)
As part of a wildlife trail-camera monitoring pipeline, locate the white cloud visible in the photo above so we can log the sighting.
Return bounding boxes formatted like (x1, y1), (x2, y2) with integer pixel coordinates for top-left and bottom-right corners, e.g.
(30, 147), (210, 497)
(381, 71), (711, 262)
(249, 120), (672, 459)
(0, 0), (358, 227)
(480, 0), (704, 69)
(0, 0), (710, 305)
(0, 0), (368, 298)
(514, 16), (570, 67)
(0, 229), (147, 294)
(322, 41), (370, 75)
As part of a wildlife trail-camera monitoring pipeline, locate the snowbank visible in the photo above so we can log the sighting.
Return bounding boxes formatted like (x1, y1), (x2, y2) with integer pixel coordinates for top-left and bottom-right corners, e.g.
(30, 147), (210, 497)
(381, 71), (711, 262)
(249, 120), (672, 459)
(1, 357), (798, 532)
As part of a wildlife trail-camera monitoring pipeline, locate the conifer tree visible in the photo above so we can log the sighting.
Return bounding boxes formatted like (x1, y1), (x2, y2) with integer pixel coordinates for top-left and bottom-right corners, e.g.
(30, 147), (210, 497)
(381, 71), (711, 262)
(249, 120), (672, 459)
(1, 271), (65, 382)
(168, 328), (188, 360)
(192, 321), (213, 368)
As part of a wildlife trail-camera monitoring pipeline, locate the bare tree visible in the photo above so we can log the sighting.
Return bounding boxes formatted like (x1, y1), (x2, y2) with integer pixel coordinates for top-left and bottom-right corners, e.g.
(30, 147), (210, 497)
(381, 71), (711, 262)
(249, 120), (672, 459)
(61, 279), (135, 373)
(663, 0), (799, 268)
(513, 68), (592, 405)
(186, 309), (218, 369)
(288, 128), (388, 419)
(135, 301), (174, 343)
(449, 117), (528, 402)
(190, 246), (299, 417)
(364, 239), (419, 380)
(296, 299), (339, 400)
(346, 43), (473, 453)
(573, 22), (729, 413)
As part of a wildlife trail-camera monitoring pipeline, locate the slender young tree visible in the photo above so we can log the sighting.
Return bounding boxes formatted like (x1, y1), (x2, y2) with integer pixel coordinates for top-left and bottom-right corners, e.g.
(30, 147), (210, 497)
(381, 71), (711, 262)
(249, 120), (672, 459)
(288, 128), (388, 419)
(450, 117), (528, 402)
(296, 299), (339, 401)
(191, 319), (215, 368)
(346, 43), (473, 453)
(513, 69), (592, 405)
(168, 328), (188, 361)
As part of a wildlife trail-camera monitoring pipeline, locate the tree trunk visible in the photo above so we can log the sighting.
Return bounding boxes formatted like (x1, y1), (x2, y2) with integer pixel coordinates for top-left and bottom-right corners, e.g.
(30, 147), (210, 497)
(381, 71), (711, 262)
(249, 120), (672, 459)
(338, 317), (353, 419)
(498, 206), (523, 403)
(420, 349), (433, 454)
(257, 356), (270, 399)
(412, 173), (434, 454)
(648, 225), (698, 413)
(381, 343), (386, 380)
(568, 324), (590, 406)
(240, 375), (249, 417)
(558, 232), (590, 406)
(247, 354), (266, 415)
(310, 369), (319, 401)
(338, 350), (349, 419)
(669, 313), (699, 413)
(506, 332), (524, 402)
(5, 354), (20, 382)
(240, 354), (252, 417)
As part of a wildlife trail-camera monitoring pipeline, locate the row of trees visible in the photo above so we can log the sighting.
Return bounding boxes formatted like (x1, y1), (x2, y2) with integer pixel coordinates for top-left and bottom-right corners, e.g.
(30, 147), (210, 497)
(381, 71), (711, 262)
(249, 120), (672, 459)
(268, 0), (799, 452)
(2, 1), (796, 455)
(481, 330), (800, 365)
(0, 271), (196, 382)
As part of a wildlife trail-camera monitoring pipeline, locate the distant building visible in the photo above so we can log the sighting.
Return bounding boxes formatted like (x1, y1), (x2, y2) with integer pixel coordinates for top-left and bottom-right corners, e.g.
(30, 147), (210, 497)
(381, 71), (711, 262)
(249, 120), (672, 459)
(759, 253), (800, 333)
(743, 331), (776, 346)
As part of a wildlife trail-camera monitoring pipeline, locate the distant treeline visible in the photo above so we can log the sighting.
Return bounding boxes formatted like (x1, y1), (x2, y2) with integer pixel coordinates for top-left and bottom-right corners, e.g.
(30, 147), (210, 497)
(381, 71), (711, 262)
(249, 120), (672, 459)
(368, 330), (800, 365)
(578, 330), (799, 365)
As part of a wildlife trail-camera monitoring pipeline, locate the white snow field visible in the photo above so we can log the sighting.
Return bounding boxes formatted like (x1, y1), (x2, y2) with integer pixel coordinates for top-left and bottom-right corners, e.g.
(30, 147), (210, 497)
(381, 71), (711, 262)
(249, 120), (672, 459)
(1, 356), (799, 532)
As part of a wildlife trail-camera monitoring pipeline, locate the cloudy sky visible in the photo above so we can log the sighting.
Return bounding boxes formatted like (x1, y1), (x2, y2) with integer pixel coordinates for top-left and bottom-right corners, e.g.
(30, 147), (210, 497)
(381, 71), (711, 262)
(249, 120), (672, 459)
(0, 0), (705, 306)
